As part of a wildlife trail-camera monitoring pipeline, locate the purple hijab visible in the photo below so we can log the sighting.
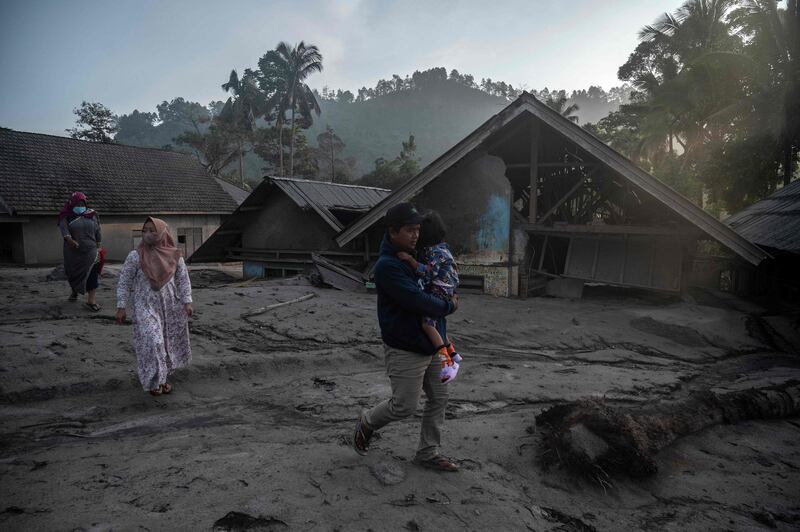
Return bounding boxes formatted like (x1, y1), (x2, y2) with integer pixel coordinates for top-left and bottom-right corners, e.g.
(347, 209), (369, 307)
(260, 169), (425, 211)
(57, 192), (97, 223)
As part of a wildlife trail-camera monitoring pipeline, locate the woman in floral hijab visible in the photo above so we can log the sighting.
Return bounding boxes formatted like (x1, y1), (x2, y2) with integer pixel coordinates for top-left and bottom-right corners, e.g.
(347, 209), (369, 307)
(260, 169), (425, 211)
(115, 217), (193, 395)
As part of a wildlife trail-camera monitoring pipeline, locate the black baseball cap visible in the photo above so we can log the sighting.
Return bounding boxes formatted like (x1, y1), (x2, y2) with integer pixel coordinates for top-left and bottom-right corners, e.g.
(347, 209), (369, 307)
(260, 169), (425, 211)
(384, 202), (425, 227)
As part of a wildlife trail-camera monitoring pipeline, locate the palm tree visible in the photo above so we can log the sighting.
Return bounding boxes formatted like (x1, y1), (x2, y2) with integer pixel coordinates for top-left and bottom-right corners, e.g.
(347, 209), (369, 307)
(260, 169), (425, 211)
(259, 55), (290, 176)
(638, 0), (742, 160)
(264, 41), (323, 177)
(726, 0), (800, 185)
(543, 92), (580, 123)
(640, 0), (739, 59)
(644, 0), (798, 190)
(219, 69), (262, 185)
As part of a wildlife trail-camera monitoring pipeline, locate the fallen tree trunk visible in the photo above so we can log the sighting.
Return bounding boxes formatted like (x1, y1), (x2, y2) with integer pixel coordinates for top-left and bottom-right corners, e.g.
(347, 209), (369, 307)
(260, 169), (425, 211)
(536, 380), (800, 481)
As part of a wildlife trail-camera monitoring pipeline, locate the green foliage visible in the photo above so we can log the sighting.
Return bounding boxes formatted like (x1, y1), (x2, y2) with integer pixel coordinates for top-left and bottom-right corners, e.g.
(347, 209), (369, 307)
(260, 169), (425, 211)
(217, 69), (266, 184)
(66, 101), (118, 142)
(252, 126), (318, 179)
(584, 106), (644, 160)
(309, 76), (510, 177)
(542, 90), (580, 123)
(290, 131), (320, 178)
(356, 135), (420, 189)
(651, 152), (704, 204)
(607, 0), (799, 213)
(175, 124), (239, 177)
(316, 125), (352, 182)
(309, 69), (632, 177)
(701, 132), (782, 213)
(156, 98), (211, 131)
(259, 41), (323, 177)
(115, 110), (157, 145)
(116, 97), (213, 152)
(111, 63), (631, 185)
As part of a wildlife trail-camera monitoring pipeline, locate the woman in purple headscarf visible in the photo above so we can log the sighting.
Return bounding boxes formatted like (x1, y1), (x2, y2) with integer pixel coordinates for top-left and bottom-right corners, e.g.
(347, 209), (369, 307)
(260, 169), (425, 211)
(58, 192), (103, 311)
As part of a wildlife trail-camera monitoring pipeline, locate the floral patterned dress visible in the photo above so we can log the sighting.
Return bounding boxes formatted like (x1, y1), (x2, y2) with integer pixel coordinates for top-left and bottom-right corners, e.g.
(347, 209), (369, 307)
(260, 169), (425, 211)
(116, 250), (193, 390)
(417, 242), (459, 328)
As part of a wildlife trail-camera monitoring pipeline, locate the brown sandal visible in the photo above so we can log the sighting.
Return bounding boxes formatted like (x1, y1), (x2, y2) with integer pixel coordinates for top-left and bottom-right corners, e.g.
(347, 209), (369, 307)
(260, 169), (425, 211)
(160, 383), (172, 394)
(149, 388), (162, 396)
(353, 415), (373, 456)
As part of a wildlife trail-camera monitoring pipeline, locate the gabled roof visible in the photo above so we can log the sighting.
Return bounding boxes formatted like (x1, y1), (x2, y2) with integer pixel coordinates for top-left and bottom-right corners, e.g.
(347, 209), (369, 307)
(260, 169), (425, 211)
(188, 176), (390, 262)
(271, 177), (392, 231)
(215, 178), (250, 206)
(0, 129), (238, 215)
(725, 179), (800, 254)
(335, 92), (770, 266)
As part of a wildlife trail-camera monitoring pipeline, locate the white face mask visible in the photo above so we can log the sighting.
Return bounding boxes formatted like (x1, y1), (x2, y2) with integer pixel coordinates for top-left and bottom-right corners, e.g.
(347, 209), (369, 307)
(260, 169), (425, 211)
(142, 232), (159, 246)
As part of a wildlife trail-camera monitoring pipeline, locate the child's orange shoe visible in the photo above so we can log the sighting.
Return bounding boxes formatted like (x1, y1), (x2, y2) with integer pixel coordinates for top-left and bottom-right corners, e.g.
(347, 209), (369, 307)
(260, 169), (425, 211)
(437, 346), (459, 383)
(446, 342), (463, 364)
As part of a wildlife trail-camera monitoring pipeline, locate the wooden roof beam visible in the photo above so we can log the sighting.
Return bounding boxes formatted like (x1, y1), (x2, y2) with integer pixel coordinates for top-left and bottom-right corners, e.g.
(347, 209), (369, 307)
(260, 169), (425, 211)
(538, 167), (600, 224)
(506, 162), (598, 169)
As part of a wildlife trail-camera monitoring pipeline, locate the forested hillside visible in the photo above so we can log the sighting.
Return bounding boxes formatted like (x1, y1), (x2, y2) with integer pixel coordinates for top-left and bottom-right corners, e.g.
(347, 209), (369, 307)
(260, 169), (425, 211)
(112, 67), (630, 186)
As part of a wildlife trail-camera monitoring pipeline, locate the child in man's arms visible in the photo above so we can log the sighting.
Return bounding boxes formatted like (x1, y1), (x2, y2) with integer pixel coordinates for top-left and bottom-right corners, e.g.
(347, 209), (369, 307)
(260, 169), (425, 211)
(397, 211), (463, 383)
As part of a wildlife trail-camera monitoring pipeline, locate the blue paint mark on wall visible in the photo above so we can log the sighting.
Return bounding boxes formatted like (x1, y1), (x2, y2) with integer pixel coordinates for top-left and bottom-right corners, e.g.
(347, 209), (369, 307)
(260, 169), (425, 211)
(243, 261), (265, 279)
(476, 194), (509, 253)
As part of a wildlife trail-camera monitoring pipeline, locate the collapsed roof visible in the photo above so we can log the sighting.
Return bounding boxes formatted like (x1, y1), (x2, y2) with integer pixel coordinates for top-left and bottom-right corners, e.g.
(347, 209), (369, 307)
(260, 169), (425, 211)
(189, 177), (390, 262)
(335, 93), (769, 268)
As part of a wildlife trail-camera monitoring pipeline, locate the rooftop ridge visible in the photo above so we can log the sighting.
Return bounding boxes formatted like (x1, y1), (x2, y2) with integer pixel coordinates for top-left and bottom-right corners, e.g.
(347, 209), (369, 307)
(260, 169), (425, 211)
(266, 175), (390, 192)
(0, 128), (196, 158)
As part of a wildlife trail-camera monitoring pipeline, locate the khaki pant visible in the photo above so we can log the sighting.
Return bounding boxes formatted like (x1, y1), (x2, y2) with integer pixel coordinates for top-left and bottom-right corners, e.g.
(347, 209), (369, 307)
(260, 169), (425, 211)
(364, 344), (449, 461)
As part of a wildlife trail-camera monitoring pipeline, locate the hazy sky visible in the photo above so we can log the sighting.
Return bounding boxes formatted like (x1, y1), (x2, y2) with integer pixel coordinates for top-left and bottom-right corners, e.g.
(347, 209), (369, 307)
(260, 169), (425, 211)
(0, 0), (686, 135)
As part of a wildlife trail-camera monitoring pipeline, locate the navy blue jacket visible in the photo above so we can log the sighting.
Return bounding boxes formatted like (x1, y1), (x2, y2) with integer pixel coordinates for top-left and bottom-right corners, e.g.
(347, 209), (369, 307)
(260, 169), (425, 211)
(373, 235), (454, 355)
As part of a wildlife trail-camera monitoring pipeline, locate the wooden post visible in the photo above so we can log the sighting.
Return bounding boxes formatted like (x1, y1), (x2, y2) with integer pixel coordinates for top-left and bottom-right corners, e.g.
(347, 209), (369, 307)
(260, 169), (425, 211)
(538, 236), (548, 271)
(529, 120), (540, 223)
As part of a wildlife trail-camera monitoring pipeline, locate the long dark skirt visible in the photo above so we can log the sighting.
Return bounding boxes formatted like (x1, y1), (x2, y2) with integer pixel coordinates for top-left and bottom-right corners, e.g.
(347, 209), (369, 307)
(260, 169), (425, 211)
(64, 245), (98, 294)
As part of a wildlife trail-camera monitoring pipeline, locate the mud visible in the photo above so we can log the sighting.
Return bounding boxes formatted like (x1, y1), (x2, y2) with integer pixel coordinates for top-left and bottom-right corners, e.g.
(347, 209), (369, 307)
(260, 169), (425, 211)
(1, 264), (799, 531)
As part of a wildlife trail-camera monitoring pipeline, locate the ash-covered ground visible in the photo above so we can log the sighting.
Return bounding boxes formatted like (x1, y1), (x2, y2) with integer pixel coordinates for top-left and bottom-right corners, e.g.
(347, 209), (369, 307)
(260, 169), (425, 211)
(1, 264), (799, 531)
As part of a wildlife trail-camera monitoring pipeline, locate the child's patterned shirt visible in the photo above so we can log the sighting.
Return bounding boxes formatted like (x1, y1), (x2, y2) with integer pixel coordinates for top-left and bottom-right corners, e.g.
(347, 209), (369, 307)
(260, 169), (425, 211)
(417, 242), (459, 299)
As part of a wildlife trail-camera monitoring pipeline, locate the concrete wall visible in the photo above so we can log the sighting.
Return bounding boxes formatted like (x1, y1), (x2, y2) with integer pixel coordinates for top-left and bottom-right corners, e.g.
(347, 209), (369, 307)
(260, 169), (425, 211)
(241, 193), (341, 252)
(414, 152), (514, 296)
(20, 214), (223, 264)
(459, 263), (512, 297)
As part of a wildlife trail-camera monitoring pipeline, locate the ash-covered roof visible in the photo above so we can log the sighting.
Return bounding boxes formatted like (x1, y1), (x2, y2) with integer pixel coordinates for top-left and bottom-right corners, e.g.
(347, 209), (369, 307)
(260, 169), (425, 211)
(0, 129), (238, 215)
(334, 92), (770, 267)
(725, 179), (800, 255)
(188, 177), (390, 262)
(271, 177), (391, 231)
(214, 178), (251, 206)
(271, 177), (390, 211)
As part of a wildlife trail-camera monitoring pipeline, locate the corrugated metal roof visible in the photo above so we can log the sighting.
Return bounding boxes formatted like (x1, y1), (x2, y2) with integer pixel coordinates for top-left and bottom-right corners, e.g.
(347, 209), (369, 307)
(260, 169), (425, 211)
(725, 179), (800, 254)
(271, 177), (390, 211)
(189, 177), (390, 262)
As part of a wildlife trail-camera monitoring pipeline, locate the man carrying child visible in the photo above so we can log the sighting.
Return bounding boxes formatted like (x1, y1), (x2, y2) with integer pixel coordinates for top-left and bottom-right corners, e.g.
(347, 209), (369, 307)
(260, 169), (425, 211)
(352, 202), (460, 472)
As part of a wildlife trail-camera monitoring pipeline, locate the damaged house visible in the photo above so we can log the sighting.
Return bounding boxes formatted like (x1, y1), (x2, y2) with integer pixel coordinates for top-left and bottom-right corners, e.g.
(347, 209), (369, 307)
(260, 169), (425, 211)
(336, 93), (770, 297)
(725, 178), (800, 300)
(189, 177), (390, 278)
(0, 129), (241, 264)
